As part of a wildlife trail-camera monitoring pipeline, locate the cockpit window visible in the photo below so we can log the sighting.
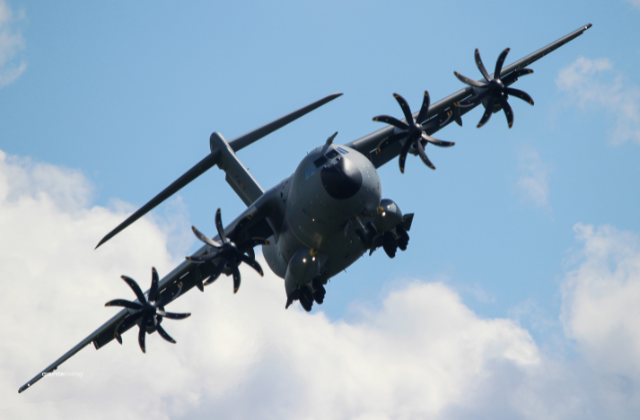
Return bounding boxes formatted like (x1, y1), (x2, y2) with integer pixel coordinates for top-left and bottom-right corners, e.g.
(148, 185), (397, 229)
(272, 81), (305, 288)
(314, 149), (343, 168)
(325, 149), (339, 159)
(305, 164), (316, 180)
(336, 147), (349, 154)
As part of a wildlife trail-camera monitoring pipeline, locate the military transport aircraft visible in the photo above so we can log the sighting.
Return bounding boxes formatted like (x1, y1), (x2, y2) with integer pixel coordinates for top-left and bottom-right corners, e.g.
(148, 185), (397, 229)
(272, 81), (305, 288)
(19, 23), (592, 393)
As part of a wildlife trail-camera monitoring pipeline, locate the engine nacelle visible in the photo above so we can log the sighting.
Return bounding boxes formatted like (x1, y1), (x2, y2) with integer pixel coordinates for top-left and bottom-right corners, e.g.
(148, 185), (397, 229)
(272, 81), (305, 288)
(354, 198), (414, 258)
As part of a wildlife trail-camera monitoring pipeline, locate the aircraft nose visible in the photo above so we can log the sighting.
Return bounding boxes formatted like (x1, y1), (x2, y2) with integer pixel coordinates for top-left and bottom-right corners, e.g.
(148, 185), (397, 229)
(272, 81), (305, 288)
(320, 156), (363, 200)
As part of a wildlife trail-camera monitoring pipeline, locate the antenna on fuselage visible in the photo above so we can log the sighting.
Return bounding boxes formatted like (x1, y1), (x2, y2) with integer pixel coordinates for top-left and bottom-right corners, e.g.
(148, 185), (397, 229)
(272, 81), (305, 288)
(321, 132), (338, 153)
(326, 132), (338, 146)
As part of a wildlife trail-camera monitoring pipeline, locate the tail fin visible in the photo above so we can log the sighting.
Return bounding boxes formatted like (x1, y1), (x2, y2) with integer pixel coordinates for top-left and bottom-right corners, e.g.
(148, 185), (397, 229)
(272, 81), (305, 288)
(95, 93), (342, 249)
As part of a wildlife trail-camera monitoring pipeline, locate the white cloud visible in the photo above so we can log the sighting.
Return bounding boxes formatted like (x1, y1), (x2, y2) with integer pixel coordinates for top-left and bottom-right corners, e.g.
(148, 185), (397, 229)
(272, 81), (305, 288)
(556, 57), (640, 145)
(2, 150), (640, 419)
(561, 223), (640, 378)
(0, 0), (26, 88)
(517, 147), (550, 207)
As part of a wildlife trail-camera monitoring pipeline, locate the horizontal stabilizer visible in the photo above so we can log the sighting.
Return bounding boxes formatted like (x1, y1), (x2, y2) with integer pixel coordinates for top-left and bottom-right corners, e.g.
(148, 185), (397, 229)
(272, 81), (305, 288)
(95, 93), (342, 249)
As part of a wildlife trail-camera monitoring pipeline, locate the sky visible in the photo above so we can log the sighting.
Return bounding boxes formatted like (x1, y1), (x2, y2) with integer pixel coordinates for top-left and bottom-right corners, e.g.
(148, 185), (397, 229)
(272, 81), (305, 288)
(1, 0), (640, 418)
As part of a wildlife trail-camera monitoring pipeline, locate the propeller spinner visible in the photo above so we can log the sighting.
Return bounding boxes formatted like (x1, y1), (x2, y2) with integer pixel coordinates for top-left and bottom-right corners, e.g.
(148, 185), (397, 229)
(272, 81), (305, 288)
(187, 208), (269, 293)
(105, 267), (190, 353)
(373, 91), (455, 173)
(454, 48), (535, 128)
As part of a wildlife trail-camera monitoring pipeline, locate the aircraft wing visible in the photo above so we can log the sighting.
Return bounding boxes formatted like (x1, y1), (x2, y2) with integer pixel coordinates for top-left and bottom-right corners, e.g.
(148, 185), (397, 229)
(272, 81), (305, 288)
(18, 188), (277, 393)
(345, 23), (592, 168)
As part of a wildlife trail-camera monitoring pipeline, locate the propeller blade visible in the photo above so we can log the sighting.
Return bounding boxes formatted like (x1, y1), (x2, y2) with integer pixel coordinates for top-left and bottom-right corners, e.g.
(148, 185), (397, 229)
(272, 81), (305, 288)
(372, 115), (408, 130)
(157, 310), (191, 320)
(149, 267), (159, 302)
(156, 281), (183, 306)
(121, 276), (147, 304)
(113, 319), (124, 345)
(415, 140), (436, 170)
(239, 254), (264, 276)
(454, 71), (485, 88)
(421, 133), (455, 148)
(477, 96), (495, 128)
(232, 265), (241, 294)
(204, 261), (226, 285)
(237, 237), (270, 250)
(105, 299), (142, 310)
(393, 93), (415, 124)
(505, 87), (534, 106)
(398, 138), (413, 174)
(467, 87), (492, 106)
(453, 103), (463, 126)
(474, 49), (491, 82)
(500, 97), (514, 128)
(138, 320), (147, 353)
(494, 48), (511, 77)
(501, 68), (534, 85)
(374, 132), (405, 154)
(215, 209), (226, 243)
(156, 324), (176, 344)
(416, 91), (431, 123)
(191, 226), (221, 248)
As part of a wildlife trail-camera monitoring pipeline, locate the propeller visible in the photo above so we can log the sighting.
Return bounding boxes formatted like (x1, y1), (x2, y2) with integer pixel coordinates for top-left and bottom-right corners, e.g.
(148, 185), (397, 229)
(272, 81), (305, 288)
(373, 92), (455, 173)
(187, 208), (269, 293)
(454, 48), (534, 128)
(105, 267), (190, 353)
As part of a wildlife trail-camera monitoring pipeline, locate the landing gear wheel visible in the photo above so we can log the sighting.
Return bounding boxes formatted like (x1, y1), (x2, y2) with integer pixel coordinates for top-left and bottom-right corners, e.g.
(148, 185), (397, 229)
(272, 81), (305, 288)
(299, 286), (314, 312)
(382, 231), (398, 258)
(396, 225), (409, 251)
(313, 285), (326, 304)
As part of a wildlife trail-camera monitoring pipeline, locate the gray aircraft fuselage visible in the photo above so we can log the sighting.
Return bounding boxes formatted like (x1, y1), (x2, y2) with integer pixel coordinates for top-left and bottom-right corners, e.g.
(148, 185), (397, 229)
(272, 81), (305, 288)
(261, 142), (408, 305)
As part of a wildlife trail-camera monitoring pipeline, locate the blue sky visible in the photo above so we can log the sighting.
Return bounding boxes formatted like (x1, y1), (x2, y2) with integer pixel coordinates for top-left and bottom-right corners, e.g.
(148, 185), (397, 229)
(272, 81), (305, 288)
(2, 0), (640, 418)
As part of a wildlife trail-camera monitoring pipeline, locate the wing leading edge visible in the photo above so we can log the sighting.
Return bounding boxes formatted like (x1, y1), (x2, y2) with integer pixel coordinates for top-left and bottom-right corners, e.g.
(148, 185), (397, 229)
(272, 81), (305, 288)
(346, 23), (592, 169)
(18, 189), (278, 393)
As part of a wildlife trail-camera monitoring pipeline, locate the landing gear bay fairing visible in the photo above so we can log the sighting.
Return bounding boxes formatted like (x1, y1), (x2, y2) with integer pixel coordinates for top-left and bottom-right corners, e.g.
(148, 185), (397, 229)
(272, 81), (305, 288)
(19, 24), (592, 393)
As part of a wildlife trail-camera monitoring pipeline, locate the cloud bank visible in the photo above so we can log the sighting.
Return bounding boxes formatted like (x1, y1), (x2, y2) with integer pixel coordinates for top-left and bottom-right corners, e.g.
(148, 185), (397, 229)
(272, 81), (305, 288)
(1, 149), (640, 419)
